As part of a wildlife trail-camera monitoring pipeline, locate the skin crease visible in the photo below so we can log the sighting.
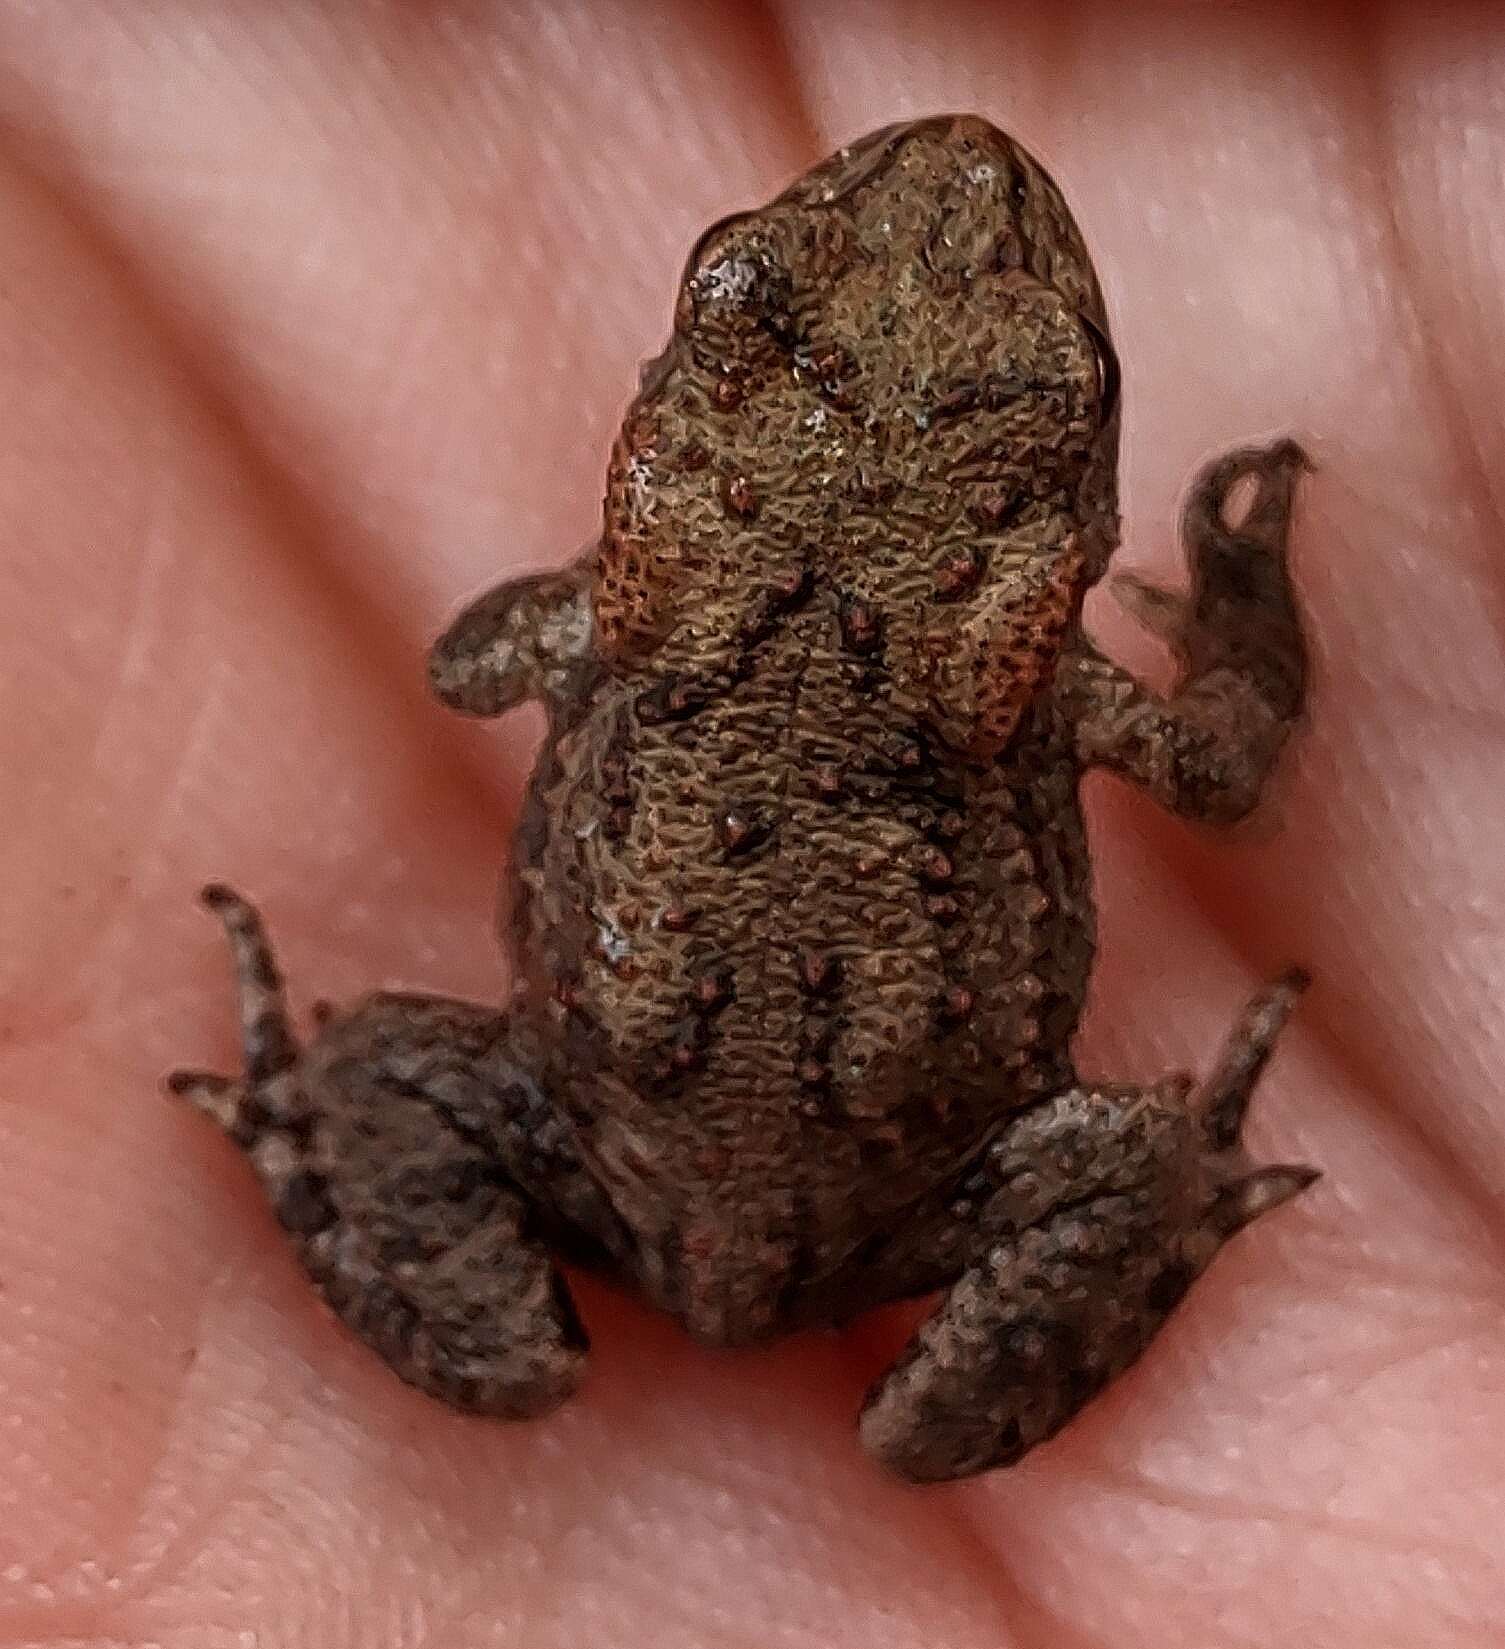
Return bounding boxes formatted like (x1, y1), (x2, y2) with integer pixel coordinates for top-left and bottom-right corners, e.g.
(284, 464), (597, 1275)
(1, 0), (1503, 1643)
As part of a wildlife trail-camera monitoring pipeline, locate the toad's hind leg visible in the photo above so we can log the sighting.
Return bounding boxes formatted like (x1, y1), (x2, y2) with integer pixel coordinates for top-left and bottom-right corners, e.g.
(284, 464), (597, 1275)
(168, 886), (587, 1419)
(861, 974), (1318, 1482)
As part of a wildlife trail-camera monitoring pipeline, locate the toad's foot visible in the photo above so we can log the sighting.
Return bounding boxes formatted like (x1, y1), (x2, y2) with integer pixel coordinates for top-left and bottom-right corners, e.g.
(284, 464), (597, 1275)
(861, 972), (1318, 1482)
(168, 886), (588, 1419)
(1062, 438), (1310, 823)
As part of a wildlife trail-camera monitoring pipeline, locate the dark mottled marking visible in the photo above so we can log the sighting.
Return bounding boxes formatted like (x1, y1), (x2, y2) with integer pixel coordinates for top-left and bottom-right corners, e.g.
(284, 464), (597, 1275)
(993, 1419), (1025, 1464)
(716, 807), (775, 857)
(918, 848), (955, 887)
(928, 381), (982, 422)
(797, 948), (842, 996)
(838, 593), (884, 655)
(637, 674), (713, 724)
(968, 489), (1024, 530)
(952, 376), (1029, 422)
(939, 984), (976, 1024)
(797, 342), (858, 408)
(774, 1206), (823, 1320)
(875, 731), (928, 775)
(853, 467), (898, 506)
(739, 593), (781, 646)
(245, 1011), (297, 1085)
(433, 1158), (497, 1202)
(601, 755), (632, 803)
(693, 1144), (732, 1179)
(200, 882), (241, 915)
(857, 1134), (902, 1168)
(723, 474), (758, 517)
(176, 122), (1317, 1483)
(167, 1069), (231, 1099)
(246, 945), (283, 994)
(665, 1017), (711, 1075)
(380, 1230), (427, 1266)
(514, 790), (553, 861)
(740, 563), (813, 644)
(279, 1170), (338, 1237)
(690, 961), (735, 1014)
(935, 546), (986, 600)
(773, 562), (815, 605)
(923, 893), (962, 926)
(232, 1090), (281, 1148)
(1062, 1364), (1111, 1413)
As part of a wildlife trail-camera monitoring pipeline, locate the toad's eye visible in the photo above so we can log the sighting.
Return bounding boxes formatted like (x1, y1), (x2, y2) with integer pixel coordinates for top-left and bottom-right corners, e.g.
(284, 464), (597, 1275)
(679, 215), (792, 332)
(1081, 315), (1120, 422)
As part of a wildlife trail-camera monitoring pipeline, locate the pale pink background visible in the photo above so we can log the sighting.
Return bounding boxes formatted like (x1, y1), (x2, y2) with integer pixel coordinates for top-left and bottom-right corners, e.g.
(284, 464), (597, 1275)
(1, 4), (1502, 1646)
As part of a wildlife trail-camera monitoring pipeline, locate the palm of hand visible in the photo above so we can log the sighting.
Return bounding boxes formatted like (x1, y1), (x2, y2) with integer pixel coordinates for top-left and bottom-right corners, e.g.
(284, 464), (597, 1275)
(2, 7), (1501, 1646)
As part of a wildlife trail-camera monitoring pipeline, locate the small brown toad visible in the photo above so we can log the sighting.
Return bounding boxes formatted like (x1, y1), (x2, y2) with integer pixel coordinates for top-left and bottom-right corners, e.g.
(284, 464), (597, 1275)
(172, 115), (1317, 1482)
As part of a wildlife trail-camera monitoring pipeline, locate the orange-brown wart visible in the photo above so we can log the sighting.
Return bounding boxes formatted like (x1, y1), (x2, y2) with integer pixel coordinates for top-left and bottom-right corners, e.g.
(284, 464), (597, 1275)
(172, 115), (1318, 1482)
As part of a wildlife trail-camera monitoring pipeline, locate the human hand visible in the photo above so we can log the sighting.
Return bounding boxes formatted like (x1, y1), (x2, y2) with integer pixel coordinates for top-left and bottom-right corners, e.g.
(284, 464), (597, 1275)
(2, 6), (1501, 1645)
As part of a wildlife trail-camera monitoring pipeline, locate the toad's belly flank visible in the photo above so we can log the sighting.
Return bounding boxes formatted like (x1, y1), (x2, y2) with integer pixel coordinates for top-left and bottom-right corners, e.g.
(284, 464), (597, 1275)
(511, 610), (1092, 1338)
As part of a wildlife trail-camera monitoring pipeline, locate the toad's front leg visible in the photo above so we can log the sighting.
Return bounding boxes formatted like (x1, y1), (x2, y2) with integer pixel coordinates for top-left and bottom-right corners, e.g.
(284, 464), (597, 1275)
(428, 560), (596, 718)
(169, 888), (597, 1418)
(1060, 438), (1309, 822)
(861, 974), (1316, 1482)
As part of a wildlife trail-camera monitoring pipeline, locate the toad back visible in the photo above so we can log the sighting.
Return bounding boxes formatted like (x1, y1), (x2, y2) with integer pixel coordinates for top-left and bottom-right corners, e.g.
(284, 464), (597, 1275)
(174, 116), (1316, 1482)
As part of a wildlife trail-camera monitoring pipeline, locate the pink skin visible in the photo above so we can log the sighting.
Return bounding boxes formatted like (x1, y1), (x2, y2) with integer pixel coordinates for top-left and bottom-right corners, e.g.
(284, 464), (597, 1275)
(1, 5), (1503, 1646)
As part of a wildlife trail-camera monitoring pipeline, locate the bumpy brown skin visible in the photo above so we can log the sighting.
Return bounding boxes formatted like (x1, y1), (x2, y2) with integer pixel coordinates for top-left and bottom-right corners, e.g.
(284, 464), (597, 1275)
(172, 116), (1319, 1482)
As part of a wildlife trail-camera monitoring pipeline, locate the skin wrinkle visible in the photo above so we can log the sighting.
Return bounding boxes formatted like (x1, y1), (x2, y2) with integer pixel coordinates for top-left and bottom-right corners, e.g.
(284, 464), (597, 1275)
(1358, 18), (1505, 645)
(789, 27), (1502, 1625)
(0, 1112), (205, 1610)
(1366, 652), (1505, 742)
(0, 132), (509, 1072)
(0, 7), (832, 815)
(0, 127), (522, 836)
(53, 688), (221, 1032)
(2, 3), (1503, 1649)
(916, 1502), (1102, 1649)
(1295, 1234), (1505, 1304)
(36, 1222), (287, 1627)
(781, 35), (1431, 1496)
(1174, 17), (1505, 1262)
(0, 1602), (209, 1644)
(1083, 556), (1505, 1277)
(824, 1305), (1109, 1649)
(104, 1275), (275, 1611)
(0, 1620), (160, 1647)
(1088, 1467), (1493, 1575)
(1099, 777), (1505, 1273)
(732, 0), (825, 163)
(1304, 1311), (1499, 1405)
